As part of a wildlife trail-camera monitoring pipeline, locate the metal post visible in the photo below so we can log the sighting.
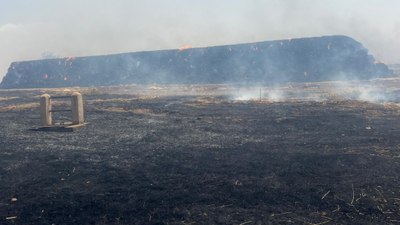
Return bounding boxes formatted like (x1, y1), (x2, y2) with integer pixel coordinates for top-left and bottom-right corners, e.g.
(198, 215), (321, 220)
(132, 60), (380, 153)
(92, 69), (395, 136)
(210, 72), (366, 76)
(40, 94), (52, 126)
(71, 92), (84, 125)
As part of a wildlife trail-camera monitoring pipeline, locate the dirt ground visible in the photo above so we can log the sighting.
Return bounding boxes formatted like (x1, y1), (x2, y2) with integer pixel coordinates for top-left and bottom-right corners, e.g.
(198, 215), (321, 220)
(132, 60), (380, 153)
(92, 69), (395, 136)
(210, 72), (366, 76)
(1, 82), (400, 225)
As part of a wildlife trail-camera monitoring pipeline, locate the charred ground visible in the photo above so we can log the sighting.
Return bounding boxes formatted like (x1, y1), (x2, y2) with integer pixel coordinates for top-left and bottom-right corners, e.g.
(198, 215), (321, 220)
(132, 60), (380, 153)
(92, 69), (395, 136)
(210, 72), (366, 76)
(1, 82), (400, 224)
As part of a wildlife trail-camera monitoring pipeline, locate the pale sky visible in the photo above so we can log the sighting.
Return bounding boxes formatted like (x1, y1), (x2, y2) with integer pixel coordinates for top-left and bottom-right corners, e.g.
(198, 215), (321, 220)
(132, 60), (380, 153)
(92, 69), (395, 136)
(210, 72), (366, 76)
(1, 0), (399, 79)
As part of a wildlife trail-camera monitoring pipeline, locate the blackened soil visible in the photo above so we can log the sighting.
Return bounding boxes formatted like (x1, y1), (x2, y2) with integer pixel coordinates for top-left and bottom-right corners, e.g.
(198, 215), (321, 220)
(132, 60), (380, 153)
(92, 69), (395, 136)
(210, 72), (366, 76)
(1, 90), (400, 225)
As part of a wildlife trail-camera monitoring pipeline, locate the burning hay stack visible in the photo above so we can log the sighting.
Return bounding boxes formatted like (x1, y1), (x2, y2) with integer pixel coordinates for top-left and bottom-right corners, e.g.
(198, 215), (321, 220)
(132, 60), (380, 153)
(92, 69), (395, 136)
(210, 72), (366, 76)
(0, 35), (392, 89)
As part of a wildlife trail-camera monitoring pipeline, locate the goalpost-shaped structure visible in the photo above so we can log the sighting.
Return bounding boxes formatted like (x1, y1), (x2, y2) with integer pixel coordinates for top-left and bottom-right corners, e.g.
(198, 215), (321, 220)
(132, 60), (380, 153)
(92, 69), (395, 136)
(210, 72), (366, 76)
(40, 92), (84, 129)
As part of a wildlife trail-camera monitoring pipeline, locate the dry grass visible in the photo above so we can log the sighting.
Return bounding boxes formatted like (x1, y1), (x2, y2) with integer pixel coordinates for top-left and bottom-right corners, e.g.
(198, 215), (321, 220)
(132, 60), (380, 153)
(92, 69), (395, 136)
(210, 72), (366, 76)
(86, 98), (137, 104)
(0, 102), (39, 111)
(96, 107), (165, 116)
(0, 97), (19, 101)
(132, 108), (156, 115)
(87, 96), (163, 104)
(186, 97), (224, 107)
(383, 102), (400, 110)
(97, 107), (127, 113)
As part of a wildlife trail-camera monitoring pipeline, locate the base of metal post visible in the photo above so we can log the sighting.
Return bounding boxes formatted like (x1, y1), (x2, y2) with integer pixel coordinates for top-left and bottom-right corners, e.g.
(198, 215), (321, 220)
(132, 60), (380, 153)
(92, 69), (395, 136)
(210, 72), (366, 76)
(34, 123), (89, 132)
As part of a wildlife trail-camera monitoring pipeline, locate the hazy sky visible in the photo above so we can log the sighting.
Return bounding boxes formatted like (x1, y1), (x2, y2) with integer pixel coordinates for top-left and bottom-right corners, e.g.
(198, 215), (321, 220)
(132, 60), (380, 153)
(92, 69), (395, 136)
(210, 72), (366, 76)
(1, 0), (399, 79)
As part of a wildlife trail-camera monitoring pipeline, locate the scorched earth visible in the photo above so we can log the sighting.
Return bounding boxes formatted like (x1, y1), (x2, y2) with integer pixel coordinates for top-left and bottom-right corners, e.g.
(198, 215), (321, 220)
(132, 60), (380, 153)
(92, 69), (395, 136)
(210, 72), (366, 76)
(1, 81), (400, 225)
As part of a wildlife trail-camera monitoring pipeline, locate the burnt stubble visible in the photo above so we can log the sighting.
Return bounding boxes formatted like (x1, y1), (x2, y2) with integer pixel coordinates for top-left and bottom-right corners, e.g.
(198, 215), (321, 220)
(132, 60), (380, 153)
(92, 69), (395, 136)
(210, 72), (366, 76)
(1, 84), (400, 224)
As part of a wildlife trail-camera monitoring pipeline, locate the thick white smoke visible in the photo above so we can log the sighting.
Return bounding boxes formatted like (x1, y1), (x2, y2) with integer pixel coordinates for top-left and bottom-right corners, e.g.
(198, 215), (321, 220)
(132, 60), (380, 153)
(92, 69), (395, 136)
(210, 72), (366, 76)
(1, 0), (400, 81)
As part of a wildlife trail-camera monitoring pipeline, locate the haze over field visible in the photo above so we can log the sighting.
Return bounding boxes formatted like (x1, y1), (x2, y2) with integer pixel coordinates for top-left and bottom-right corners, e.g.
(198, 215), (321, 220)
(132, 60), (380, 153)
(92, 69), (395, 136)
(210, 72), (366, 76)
(1, 0), (400, 80)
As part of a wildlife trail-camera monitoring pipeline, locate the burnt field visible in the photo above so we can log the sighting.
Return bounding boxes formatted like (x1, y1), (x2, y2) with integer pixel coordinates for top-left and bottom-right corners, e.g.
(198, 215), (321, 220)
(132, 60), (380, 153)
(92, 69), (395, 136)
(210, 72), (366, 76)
(2, 81), (400, 224)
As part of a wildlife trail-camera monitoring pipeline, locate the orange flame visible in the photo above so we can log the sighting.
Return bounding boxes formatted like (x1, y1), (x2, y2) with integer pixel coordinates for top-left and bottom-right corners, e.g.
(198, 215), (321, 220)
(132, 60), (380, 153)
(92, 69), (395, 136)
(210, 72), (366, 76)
(179, 45), (192, 51)
(66, 56), (75, 61)
(65, 56), (75, 67)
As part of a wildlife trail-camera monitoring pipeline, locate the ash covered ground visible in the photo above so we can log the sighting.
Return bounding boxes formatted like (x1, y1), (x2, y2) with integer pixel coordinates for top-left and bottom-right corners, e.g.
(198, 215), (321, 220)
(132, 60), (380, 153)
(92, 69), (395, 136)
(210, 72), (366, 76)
(2, 80), (400, 224)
